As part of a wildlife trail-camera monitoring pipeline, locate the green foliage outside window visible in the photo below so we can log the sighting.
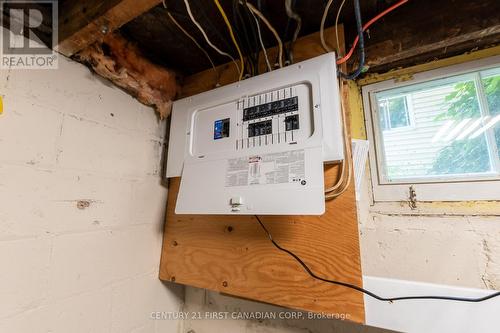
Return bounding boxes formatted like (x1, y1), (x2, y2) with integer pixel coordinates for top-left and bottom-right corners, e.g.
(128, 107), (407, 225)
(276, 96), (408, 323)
(430, 75), (500, 175)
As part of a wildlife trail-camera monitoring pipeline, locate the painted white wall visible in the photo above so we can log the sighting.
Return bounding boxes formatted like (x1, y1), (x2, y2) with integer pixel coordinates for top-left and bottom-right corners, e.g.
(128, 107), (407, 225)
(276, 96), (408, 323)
(0, 28), (183, 333)
(357, 160), (500, 291)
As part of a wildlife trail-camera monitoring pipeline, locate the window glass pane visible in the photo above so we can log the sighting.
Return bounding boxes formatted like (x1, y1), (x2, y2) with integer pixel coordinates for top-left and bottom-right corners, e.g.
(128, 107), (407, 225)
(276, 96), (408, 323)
(481, 71), (500, 159)
(375, 75), (497, 182)
(377, 99), (389, 131)
(388, 96), (410, 129)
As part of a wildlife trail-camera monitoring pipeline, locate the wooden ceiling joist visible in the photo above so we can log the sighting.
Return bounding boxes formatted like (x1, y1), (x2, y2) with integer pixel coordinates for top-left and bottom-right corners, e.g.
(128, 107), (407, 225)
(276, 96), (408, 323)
(361, 0), (500, 73)
(56, 0), (163, 57)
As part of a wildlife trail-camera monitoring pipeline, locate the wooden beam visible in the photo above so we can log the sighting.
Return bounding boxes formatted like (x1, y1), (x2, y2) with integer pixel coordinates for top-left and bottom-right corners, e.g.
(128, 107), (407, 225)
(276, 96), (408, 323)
(56, 0), (162, 57)
(352, 0), (500, 73)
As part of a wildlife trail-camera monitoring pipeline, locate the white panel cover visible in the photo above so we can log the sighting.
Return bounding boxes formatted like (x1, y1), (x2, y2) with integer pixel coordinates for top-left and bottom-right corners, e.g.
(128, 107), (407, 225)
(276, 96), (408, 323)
(166, 53), (343, 215)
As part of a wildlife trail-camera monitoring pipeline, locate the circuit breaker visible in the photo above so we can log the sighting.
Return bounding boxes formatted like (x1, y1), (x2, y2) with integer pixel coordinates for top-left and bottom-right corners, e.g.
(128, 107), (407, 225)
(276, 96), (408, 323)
(166, 53), (343, 215)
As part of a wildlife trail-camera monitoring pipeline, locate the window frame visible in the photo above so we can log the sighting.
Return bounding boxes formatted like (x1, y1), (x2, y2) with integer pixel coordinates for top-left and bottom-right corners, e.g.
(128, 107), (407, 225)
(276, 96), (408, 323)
(362, 55), (500, 202)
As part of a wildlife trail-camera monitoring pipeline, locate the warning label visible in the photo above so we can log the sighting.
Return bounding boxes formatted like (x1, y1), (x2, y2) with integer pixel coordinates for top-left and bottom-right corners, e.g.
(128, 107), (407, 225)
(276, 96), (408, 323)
(225, 150), (305, 187)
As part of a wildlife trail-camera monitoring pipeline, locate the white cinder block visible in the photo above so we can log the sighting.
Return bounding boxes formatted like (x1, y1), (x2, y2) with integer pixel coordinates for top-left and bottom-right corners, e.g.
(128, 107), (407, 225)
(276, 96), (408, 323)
(56, 115), (162, 177)
(0, 306), (51, 333)
(0, 166), (54, 239)
(0, 238), (51, 319)
(5, 57), (165, 138)
(47, 170), (137, 234)
(0, 95), (62, 167)
(111, 273), (183, 333)
(73, 85), (165, 139)
(0, 166), (165, 239)
(48, 225), (162, 300)
(49, 287), (112, 333)
(131, 322), (156, 333)
(129, 176), (168, 225)
(0, 26), (181, 333)
(0, 288), (112, 333)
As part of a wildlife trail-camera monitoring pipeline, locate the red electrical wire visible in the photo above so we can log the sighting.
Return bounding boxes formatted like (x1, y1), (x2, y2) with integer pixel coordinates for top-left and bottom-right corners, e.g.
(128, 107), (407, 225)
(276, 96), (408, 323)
(336, 0), (409, 65)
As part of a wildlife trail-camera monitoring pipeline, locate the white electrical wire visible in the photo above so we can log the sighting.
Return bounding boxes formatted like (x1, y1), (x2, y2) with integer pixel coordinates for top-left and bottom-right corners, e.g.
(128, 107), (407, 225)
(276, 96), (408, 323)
(335, 0), (347, 56)
(183, 0), (241, 78)
(325, 79), (352, 198)
(248, 8), (272, 72)
(164, 8), (219, 85)
(244, 1), (283, 68)
(320, 0), (334, 53)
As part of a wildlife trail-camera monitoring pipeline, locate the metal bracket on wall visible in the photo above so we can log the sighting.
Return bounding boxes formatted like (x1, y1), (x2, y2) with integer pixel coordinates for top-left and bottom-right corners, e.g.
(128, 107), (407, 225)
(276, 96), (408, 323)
(408, 185), (417, 210)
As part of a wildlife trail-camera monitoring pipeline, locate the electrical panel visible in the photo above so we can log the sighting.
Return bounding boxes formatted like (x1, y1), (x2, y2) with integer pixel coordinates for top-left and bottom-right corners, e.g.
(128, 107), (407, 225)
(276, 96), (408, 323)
(166, 53), (343, 215)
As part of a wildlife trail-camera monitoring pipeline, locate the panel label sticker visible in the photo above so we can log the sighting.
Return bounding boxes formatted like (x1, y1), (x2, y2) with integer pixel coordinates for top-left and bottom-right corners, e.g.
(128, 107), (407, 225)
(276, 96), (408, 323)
(225, 150), (305, 187)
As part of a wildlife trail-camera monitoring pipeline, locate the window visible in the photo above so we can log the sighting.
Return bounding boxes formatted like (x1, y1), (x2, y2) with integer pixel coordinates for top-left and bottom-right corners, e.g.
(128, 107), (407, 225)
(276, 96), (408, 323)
(363, 56), (500, 201)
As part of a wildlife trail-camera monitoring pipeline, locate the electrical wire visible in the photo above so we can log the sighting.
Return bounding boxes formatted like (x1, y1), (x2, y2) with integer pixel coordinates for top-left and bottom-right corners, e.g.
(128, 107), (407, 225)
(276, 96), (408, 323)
(192, 0), (236, 56)
(325, 79), (352, 197)
(320, 0), (335, 53)
(242, 0), (262, 76)
(334, 0), (346, 56)
(232, 1), (249, 76)
(338, 0), (364, 80)
(183, 0), (241, 78)
(244, 1), (284, 68)
(165, 11), (219, 85)
(284, 0), (302, 64)
(249, 8), (272, 72)
(254, 215), (500, 303)
(337, 0), (409, 65)
(233, 0), (255, 76)
(213, 0), (245, 81)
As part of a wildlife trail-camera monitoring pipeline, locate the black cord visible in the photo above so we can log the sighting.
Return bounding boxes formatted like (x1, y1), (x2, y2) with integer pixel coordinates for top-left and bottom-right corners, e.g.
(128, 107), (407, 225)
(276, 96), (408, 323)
(338, 0), (365, 80)
(284, 0), (300, 64)
(241, 0), (261, 75)
(233, 0), (255, 76)
(254, 215), (500, 303)
(282, 1), (293, 64)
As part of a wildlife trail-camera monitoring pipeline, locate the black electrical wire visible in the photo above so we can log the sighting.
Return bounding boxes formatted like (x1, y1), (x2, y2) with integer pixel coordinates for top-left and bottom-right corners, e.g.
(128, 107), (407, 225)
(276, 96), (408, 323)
(284, 0), (301, 64)
(282, 0), (293, 64)
(254, 215), (500, 303)
(242, 0), (261, 75)
(233, 0), (255, 76)
(338, 0), (365, 80)
(237, 0), (260, 76)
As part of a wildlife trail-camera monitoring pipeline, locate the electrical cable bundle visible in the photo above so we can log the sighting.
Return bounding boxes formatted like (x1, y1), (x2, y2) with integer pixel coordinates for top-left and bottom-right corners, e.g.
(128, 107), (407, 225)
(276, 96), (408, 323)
(214, 0), (245, 80)
(337, 0), (364, 80)
(324, 79), (352, 199)
(337, 0), (409, 65)
(162, 2), (219, 85)
(183, 0), (242, 78)
(244, 1), (284, 69)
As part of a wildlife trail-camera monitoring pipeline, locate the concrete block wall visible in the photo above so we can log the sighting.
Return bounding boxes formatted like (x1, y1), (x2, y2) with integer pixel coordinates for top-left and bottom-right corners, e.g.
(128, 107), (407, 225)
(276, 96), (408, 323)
(0, 29), (183, 333)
